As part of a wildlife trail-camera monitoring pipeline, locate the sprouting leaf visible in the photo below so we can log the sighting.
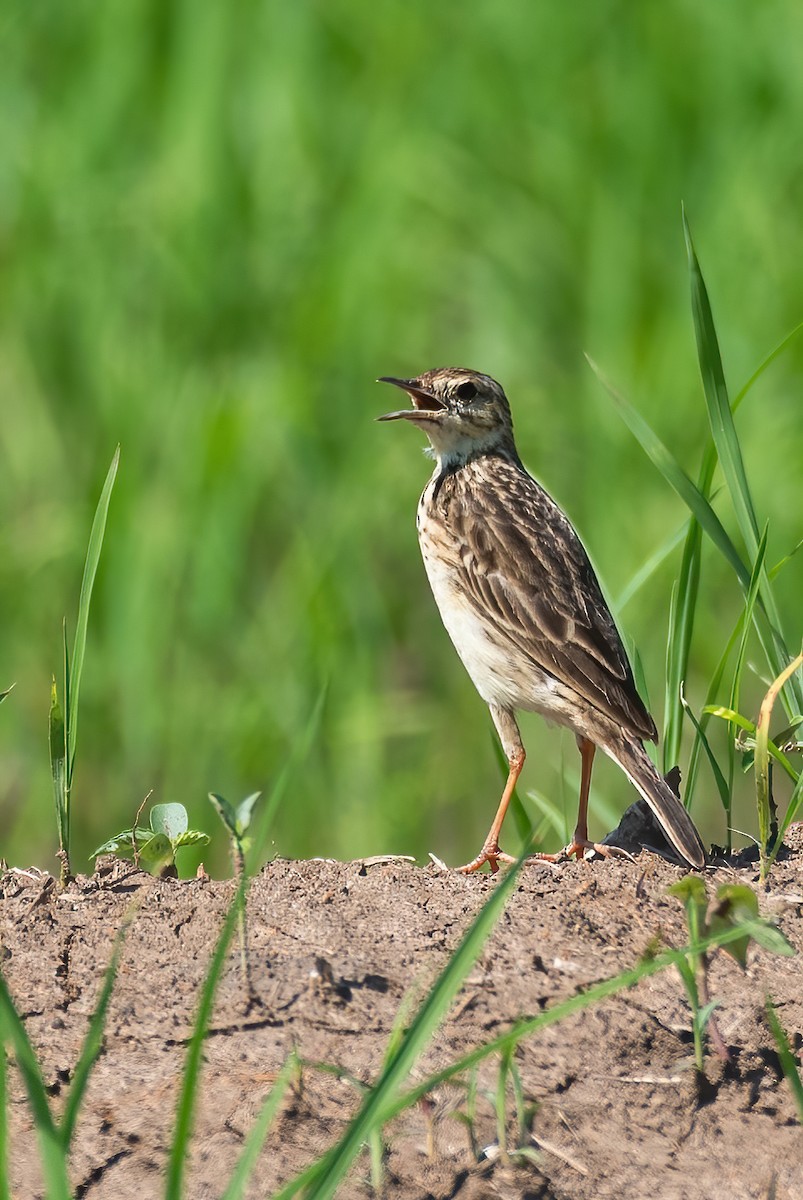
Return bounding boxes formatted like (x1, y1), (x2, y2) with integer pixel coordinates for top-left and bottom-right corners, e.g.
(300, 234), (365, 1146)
(90, 827), (151, 859)
(707, 885), (759, 967)
(235, 792), (261, 836)
(150, 803), (189, 840)
(138, 833), (174, 873)
(173, 830), (211, 850)
(209, 793), (238, 837)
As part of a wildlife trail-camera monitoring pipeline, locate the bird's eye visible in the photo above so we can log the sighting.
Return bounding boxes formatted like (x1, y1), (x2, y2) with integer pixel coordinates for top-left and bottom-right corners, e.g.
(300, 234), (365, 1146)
(455, 381), (478, 401)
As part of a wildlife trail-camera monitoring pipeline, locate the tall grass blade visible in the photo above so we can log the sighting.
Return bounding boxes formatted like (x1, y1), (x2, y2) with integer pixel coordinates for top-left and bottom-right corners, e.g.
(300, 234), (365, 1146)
(732, 318), (803, 408)
(683, 214), (802, 717)
(684, 619), (740, 807)
(48, 678), (68, 876)
(0, 970), (71, 1199)
(67, 446), (120, 784)
(219, 1052), (297, 1200)
(278, 852), (527, 1200)
(379, 917), (792, 1124)
(683, 211), (759, 547)
(586, 357), (750, 588)
(165, 878), (247, 1200)
(59, 910), (133, 1149)
(765, 997), (803, 1123)
(679, 686), (731, 821)
(663, 499), (702, 775)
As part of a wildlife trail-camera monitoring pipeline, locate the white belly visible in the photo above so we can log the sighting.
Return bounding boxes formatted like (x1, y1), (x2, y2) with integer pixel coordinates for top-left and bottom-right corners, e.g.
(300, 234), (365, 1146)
(419, 525), (568, 722)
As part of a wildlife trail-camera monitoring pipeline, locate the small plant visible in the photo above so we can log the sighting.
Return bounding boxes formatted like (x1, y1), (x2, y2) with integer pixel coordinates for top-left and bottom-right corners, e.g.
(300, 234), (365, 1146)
(668, 877), (794, 1077)
(48, 448), (120, 884)
(91, 802), (210, 877)
(209, 792), (261, 880)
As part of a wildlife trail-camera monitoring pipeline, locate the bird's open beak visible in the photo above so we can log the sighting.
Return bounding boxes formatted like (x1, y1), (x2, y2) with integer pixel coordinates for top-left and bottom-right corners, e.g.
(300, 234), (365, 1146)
(376, 377), (445, 422)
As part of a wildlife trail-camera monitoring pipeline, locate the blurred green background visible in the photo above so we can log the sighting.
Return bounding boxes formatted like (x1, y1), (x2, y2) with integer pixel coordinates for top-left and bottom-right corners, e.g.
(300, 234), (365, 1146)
(2, 1), (802, 875)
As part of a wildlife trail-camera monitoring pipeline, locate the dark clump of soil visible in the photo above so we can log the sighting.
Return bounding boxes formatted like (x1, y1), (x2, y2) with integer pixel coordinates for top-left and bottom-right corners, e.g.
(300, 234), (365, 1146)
(2, 832), (803, 1200)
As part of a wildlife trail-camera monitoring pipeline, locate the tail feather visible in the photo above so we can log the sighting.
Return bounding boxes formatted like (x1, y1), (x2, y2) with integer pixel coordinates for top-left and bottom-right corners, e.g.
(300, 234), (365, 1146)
(603, 738), (706, 869)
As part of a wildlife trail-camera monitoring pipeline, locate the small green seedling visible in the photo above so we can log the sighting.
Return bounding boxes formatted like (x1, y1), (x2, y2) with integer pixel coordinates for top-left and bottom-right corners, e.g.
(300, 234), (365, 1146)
(669, 877), (794, 1077)
(91, 802), (209, 877)
(49, 447), (119, 884)
(208, 792), (261, 879)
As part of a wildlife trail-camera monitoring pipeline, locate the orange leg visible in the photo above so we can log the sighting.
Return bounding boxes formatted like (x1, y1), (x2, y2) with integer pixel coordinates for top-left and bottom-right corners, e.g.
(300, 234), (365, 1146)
(531, 735), (632, 863)
(458, 706), (524, 874)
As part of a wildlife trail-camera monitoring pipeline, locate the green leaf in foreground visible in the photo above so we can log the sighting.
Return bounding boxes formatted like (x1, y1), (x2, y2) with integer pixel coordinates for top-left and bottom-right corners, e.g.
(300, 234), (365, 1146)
(0, 971), (71, 1200)
(165, 878), (248, 1200)
(276, 853), (528, 1200)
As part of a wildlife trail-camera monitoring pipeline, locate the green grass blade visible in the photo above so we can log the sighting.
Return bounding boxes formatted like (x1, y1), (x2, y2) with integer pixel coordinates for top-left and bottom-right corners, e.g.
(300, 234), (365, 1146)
(765, 997), (803, 1123)
(278, 852), (527, 1200)
(586, 356), (750, 588)
(732, 318), (803, 407)
(663, 503), (702, 774)
(683, 214), (802, 717)
(59, 909), (133, 1149)
(683, 210), (760, 548)
(728, 525), (769, 731)
(0, 971), (71, 1199)
(679, 686), (731, 819)
(165, 878), (247, 1200)
(218, 1052), (297, 1200)
(379, 917), (787, 1125)
(48, 678), (68, 869)
(67, 445), (120, 784)
(684, 616), (740, 807)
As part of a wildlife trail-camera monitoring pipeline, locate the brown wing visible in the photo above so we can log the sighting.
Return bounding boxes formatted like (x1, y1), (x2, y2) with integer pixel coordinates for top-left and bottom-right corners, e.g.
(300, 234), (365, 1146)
(434, 453), (657, 741)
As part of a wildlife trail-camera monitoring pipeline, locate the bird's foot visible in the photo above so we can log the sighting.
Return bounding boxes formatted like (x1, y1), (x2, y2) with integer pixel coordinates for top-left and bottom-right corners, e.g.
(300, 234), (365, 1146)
(457, 843), (517, 875)
(538, 838), (634, 864)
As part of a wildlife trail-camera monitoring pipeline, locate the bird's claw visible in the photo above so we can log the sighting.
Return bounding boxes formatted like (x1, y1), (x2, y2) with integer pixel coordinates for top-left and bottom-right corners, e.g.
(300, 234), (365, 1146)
(457, 844), (516, 875)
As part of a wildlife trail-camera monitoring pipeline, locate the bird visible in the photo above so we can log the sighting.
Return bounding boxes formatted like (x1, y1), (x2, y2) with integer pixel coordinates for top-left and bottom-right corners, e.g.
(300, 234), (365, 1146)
(377, 367), (706, 874)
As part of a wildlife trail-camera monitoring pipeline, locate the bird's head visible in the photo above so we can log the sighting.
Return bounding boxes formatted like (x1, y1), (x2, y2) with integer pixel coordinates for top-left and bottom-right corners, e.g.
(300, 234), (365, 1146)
(377, 368), (516, 468)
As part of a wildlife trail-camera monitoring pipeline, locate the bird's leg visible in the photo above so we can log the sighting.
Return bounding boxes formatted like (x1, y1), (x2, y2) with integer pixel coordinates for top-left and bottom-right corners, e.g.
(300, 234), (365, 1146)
(458, 707), (524, 875)
(558, 736), (631, 862)
(527, 736), (630, 863)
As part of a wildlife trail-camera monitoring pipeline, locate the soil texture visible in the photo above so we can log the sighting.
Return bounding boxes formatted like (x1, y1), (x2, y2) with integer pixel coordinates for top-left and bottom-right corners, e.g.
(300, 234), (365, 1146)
(2, 832), (803, 1200)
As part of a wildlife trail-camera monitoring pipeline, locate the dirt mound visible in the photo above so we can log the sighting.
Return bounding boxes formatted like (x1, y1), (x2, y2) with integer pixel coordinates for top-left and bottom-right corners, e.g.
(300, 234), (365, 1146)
(3, 835), (803, 1199)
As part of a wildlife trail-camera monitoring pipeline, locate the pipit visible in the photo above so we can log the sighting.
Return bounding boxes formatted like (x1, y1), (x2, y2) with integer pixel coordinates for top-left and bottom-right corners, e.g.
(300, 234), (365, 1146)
(378, 368), (706, 874)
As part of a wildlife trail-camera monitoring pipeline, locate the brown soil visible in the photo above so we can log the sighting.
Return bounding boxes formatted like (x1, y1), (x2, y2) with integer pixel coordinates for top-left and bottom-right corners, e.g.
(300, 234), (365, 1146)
(3, 833), (803, 1200)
